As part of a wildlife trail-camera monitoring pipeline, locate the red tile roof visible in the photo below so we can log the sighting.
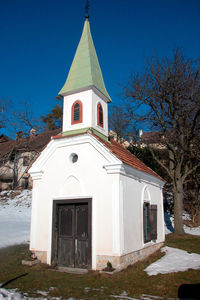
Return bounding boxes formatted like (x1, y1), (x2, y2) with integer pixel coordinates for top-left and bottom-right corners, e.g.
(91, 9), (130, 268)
(0, 129), (61, 162)
(93, 135), (163, 181)
(53, 131), (163, 181)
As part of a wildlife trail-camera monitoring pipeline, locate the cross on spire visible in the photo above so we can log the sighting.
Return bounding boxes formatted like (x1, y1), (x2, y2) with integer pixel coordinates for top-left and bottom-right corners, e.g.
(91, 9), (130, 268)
(85, 0), (89, 19)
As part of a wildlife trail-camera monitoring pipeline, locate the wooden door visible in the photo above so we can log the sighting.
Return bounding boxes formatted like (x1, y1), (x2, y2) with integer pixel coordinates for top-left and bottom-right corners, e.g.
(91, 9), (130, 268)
(56, 203), (90, 269)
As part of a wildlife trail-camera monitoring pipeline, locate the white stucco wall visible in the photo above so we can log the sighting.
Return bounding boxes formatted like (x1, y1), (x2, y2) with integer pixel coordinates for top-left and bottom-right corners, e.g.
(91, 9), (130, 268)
(29, 134), (121, 268)
(120, 168), (165, 255)
(62, 88), (108, 136)
(29, 134), (165, 270)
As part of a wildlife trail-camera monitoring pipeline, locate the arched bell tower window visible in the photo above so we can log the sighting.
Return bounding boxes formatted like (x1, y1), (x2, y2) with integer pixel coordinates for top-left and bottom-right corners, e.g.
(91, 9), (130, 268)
(71, 100), (83, 125)
(97, 103), (104, 128)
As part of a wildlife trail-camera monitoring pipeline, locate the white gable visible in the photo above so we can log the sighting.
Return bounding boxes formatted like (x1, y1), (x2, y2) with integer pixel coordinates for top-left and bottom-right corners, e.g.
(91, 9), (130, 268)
(29, 133), (121, 181)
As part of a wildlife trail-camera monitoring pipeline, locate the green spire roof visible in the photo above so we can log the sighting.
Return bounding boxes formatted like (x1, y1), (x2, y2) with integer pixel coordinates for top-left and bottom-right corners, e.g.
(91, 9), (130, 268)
(59, 19), (111, 102)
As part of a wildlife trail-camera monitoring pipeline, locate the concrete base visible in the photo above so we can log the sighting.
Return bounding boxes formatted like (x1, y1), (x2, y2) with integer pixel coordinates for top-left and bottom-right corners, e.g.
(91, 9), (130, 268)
(96, 242), (164, 270)
(32, 251), (47, 263)
(30, 242), (164, 271)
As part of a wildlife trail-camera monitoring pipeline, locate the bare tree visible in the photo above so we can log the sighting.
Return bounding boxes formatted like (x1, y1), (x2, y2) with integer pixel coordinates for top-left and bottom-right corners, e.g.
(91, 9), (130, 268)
(0, 98), (11, 130)
(9, 100), (43, 137)
(123, 49), (200, 235)
(109, 104), (138, 143)
(109, 105), (130, 141)
(184, 167), (200, 225)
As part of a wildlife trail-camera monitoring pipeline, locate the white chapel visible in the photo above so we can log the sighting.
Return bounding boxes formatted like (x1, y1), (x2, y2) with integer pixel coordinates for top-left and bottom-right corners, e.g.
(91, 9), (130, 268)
(29, 13), (165, 271)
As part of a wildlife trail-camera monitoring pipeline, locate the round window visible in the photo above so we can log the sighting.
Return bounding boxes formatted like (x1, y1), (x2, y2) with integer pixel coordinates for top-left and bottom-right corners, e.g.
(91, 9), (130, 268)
(70, 153), (78, 163)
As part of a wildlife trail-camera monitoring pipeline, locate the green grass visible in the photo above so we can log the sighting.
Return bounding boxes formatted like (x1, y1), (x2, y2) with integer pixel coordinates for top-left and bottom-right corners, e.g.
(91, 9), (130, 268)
(0, 234), (200, 299)
(165, 233), (200, 254)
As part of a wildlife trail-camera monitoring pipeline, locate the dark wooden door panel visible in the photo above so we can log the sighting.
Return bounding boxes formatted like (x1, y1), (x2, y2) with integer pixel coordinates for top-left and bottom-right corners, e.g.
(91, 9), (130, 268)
(59, 205), (74, 236)
(75, 240), (88, 268)
(76, 204), (88, 238)
(55, 201), (91, 269)
(75, 204), (89, 268)
(58, 205), (74, 267)
(58, 238), (74, 267)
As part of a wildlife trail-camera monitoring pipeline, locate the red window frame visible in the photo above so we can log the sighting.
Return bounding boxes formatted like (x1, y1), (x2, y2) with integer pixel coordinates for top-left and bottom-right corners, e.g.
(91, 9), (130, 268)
(71, 100), (83, 125)
(97, 103), (104, 128)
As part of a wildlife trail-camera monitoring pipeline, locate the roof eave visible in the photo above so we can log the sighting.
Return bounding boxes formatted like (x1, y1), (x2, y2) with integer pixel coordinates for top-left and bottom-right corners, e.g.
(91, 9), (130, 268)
(59, 85), (112, 103)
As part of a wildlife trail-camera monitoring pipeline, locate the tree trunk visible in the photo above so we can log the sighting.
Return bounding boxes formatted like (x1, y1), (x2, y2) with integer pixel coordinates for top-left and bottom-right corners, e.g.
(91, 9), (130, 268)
(12, 158), (19, 189)
(12, 173), (18, 189)
(173, 180), (185, 235)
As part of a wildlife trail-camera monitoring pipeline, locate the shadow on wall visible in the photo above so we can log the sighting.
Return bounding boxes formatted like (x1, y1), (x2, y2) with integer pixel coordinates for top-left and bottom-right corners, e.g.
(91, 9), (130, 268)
(178, 283), (200, 300)
(164, 212), (174, 233)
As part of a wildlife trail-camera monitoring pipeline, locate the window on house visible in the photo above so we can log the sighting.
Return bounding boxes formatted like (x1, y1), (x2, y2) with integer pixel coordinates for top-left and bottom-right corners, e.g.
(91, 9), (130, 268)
(143, 202), (151, 243)
(10, 152), (15, 162)
(97, 103), (103, 128)
(71, 101), (83, 124)
(23, 156), (29, 166)
(143, 202), (157, 243)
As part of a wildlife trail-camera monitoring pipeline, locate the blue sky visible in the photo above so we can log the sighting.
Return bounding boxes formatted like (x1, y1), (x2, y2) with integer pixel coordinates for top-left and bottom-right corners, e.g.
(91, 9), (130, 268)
(1, 0), (200, 131)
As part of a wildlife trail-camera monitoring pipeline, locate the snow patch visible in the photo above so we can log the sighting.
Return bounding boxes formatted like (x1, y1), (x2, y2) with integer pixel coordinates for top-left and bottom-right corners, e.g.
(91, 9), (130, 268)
(0, 190), (32, 248)
(0, 286), (164, 300)
(164, 212), (200, 236)
(111, 293), (164, 299)
(36, 290), (48, 296)
(0, 288), (23, 299)
(0, 287), (69, 299)
(184, 226), (200, 236)
(145, 246), (200, 275)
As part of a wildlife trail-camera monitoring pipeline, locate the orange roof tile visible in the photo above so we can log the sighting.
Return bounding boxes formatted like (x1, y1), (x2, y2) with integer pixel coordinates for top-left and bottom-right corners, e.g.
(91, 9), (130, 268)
(94, 135), (163, 181)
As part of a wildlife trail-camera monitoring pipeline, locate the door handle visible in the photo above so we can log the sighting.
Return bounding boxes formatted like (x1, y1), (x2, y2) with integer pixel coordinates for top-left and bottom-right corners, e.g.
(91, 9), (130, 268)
(75, 239), (77, 253)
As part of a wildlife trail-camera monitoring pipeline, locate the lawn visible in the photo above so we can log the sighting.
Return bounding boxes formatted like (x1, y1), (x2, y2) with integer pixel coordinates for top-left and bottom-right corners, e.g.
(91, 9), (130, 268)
(0, 234), (199, 299)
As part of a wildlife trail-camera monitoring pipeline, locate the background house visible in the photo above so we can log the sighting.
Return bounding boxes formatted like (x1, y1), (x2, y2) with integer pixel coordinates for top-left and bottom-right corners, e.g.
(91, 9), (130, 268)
(0, 129), (60, 190)
(138, 130), (166, 149)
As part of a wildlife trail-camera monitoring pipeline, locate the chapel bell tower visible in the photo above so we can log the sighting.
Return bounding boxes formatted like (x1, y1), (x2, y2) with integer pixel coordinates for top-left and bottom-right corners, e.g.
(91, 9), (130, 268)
(59, 10), (111, 139)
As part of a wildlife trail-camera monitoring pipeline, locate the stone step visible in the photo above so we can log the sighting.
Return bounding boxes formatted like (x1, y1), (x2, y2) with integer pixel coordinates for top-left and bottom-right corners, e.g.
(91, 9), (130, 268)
(57, 266), (88, 274)
(22, 259), (40, 266)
